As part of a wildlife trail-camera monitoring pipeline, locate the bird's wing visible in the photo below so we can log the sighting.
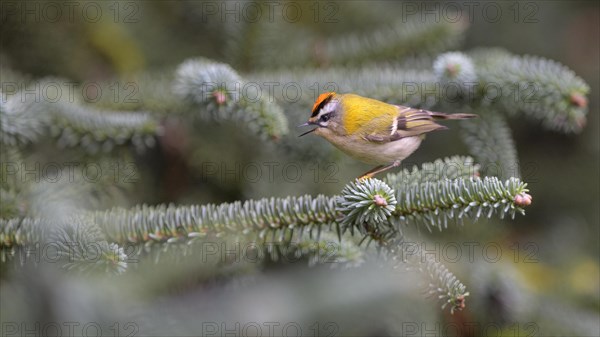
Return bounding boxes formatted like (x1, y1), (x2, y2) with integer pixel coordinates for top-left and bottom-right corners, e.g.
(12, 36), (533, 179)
(358, 106), (447, 143)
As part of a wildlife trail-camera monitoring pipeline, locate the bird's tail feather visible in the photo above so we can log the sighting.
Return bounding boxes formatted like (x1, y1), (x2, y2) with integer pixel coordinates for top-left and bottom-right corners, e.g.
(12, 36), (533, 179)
(430, 112), (478, 120)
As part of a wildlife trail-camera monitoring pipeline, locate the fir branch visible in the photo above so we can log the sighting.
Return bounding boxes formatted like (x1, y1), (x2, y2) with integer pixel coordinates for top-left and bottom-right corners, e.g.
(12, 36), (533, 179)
(91, 195), (339, 245)
(477, 54), (589, 133)
(468, 47), (514, 69)
(395, 239), (469, 314)
(0, 170), (531, 312)
(0, 188), (21, 220)
(49, 216), (127, 274)
(173, 58), (243, 105)
(0, 93), (48, 146)
(262, 230), (365, 268)
(1, 81), (160, 153)
(384, 155), (479, 187)
(324, 17), (466, 65)
(48, 101), (159, 154)
(338, 178), (397, 229)
(1, 160), (532, 253)
(250, 17), (465, 68)
(91, 70), (187, 115)
(250, 65), (437, 109)
(461, 109), (520, 179)
(173, 58), (289, 139)
(0, 216), (127, 273)
(433, 52), (477, 94)
(393, 176), (530, 231)
(0, 148), (25, 219)
(0, 217), (44, 262)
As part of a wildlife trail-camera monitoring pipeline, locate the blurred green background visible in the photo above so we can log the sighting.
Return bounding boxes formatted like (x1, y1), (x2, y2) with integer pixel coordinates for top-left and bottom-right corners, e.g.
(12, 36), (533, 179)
(1, 0), (598, 335)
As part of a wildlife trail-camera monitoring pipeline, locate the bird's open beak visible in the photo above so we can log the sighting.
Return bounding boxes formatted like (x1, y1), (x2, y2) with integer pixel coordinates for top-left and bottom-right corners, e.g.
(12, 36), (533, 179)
(298, 121), (317, 137)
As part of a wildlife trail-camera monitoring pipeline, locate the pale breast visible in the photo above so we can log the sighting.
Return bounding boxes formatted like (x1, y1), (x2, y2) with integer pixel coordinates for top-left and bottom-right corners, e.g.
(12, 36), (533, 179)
(315, 128), (423, 165)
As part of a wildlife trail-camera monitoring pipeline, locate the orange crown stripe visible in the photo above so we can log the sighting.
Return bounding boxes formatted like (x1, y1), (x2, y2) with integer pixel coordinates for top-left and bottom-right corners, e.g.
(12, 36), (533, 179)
(311, 92), (336, 116)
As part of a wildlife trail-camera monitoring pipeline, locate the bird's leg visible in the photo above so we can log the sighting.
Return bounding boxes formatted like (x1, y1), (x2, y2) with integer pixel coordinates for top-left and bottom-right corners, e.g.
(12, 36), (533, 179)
(358, 161), (401, 180)
(358, 165), (383, 180)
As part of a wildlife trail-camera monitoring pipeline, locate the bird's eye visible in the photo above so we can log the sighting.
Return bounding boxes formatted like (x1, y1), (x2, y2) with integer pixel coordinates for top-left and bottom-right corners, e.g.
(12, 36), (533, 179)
(320, 114), (330, 122)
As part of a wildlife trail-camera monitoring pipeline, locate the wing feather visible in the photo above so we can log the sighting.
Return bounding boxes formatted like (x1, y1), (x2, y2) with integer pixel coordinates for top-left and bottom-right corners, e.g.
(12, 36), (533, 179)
(358, 106), (447, 143)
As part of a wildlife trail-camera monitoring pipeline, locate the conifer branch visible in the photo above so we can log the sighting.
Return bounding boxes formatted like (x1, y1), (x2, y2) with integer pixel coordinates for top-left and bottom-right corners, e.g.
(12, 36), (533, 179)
(338, 178), (397, 229)
(0, 93), (48, 146)
(247, 17), (465, 68)
(0, 217), (43, 262)
(433, 51), (477, 94)
(392, 176), (530, 232)
(88, 175), (530, 251)
(1, 157), (530, 251)
(0, 148), (25, 219)
(0, 216), (127, 273)
(48, 101), (159, 154)
(394, 239), (469, 314)
(173, 58), (288, 139)
(0, 157), (532, 313)
(252, 50), (590, 140)
(324, 17), (466, 65)
(49, 216), (128, 274)
(476, 54), (589, 133)
(261, 230), (364, 268)
(384, 155), (479, 187)
(250, 65), (437, 108)
(1, 84), (160, 153)
(91, 195), (339, 245)
(461, 109), (520, 179)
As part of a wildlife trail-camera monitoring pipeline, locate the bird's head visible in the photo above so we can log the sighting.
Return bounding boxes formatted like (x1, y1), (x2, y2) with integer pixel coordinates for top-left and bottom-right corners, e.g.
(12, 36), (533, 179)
(299, 92), (341, 137)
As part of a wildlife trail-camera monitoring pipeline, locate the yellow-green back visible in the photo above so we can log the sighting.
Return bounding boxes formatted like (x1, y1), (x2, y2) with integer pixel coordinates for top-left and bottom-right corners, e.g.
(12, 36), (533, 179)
(340, 94), (397, 135)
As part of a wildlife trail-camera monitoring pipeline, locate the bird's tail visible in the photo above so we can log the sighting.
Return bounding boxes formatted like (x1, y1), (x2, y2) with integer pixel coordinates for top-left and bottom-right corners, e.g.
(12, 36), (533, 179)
(429, 112), (478, 120)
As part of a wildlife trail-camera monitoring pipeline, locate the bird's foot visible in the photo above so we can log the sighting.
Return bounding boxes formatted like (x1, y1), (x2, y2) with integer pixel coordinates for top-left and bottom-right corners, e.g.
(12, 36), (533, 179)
(356, 161), (401, 181)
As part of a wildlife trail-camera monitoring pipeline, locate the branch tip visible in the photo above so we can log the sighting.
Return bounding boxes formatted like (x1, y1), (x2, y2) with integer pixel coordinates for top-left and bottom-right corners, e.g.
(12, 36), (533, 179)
(514, 192), (532, 207)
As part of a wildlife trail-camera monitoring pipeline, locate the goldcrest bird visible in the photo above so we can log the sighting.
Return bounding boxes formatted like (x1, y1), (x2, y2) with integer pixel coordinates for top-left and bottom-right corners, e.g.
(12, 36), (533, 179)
(299, 92), (477, 179)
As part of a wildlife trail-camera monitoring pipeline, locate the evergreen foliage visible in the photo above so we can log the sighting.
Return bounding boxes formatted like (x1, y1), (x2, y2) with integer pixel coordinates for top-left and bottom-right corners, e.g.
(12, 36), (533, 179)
(173, 58), (289, 139)
(0, 4), (591, 321)
(476, 54), (589, 133)
(461, 108), (520, 179)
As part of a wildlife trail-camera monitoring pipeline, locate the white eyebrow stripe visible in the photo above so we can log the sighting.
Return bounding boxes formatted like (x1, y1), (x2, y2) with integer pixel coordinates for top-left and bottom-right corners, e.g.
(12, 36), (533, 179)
(316, 101), (337, 119)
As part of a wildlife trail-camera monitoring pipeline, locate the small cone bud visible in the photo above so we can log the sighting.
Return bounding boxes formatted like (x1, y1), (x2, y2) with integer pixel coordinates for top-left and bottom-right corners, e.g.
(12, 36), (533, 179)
(570, 92), (587, 108)
(446, 63), (459, 78)
(514, 192), (532, 206)
(213, 91), (227, 105)
(456, 295), (466, 310)
(373, 194), (388, 207)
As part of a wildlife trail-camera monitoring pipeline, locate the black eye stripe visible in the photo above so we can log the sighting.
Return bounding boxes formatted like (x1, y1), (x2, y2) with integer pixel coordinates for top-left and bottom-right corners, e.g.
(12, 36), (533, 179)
(319, 112), (331, 122)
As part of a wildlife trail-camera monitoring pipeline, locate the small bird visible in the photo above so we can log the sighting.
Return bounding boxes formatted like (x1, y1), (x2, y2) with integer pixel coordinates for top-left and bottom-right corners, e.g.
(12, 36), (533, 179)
(299, 92), (477, 179)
